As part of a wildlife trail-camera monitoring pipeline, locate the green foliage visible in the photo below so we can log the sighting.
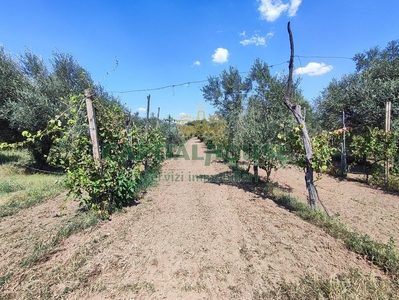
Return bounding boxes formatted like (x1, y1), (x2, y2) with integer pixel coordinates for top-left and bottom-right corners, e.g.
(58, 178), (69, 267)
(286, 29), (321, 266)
(1, 48), (166, 218)
(160, 115), (185, 147)
(201, 65), (251, 145)
(63, 95), (165, 219)
(0, 46), (26, 143)
(315, 40), (399, 136)
(279, 126), (340, 175)
(201, 59), (316, 181)
(0, 272), (14, 287)
(0, 47), (94, 168)
(0, 160), (64, 217)
(351, 127), (398, 164)
(235, 60), (292, 180)
(350, 127), (399, 183)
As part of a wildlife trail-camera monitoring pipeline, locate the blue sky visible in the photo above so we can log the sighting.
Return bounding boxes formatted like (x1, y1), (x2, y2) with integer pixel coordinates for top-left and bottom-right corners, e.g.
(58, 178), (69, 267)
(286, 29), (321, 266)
(1, 0), (399, 120)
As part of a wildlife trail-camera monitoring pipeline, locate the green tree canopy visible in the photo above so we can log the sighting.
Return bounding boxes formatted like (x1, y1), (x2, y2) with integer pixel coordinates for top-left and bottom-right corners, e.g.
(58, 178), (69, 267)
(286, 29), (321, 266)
(0, 48), (97, 168)
(315, 40), (399, 135)
(201, 66), (252, 145)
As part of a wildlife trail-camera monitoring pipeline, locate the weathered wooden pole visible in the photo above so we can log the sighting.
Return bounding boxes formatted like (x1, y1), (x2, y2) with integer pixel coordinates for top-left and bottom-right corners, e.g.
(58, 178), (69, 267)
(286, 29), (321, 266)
(144, 94), (151, 170)
(85, 89), (100, 161)
(126, 110), (132, 145)
(385, 101), (392, 185)
(284, 22), (317, 209)
(125, 110), (133, 169)
(386, 101), (391, 132)
(146, 94), (151, 134)
(157, 107), (160, 128)
(341, 111), (347, 177)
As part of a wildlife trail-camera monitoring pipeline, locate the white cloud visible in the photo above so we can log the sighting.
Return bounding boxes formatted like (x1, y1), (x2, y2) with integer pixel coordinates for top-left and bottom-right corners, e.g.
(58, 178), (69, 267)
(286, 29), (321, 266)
(212, 48), (229, 64)
(294, 62), (333, 76)
(240, 31), (274, 46)
(238, 30), (246, 37)
(258, 0), (302, 22)
(193, 61), (200, 66)
(137, 107), (146, 112)
(288, 0), (302, 16)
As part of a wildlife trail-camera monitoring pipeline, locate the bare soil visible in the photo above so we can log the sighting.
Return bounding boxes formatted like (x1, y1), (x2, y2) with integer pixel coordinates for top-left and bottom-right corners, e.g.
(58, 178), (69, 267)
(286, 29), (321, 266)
(269, 166), (399, 245)
(0, 138), (394, 299)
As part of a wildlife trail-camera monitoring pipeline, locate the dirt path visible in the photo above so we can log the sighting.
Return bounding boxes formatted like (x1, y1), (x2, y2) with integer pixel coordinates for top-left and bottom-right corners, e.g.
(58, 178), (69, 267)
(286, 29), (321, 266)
(1, 138), (385, 299)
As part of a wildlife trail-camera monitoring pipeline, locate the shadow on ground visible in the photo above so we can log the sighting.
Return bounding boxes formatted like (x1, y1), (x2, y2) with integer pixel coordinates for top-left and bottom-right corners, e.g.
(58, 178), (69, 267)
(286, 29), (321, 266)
(196, 165), (300, 212)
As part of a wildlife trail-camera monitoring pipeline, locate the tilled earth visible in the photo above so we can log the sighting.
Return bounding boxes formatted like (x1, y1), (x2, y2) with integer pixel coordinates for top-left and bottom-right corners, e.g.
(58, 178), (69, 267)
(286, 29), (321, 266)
(0, 138), (392, 299)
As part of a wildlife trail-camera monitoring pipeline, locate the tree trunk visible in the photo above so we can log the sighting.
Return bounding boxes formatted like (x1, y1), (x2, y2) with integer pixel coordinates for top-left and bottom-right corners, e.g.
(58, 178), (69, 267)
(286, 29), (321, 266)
(29, 135), (53, 170)
(253, 165), (259, 182)
(284, 22), (317, 209)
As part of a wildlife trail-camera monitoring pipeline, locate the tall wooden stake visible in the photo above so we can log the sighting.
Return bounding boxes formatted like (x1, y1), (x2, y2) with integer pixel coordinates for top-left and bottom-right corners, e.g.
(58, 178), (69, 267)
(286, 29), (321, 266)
(341, 111), (347, 177)
(146, 94), (151, 134)
(284, 22), (317, 209)
(144, 94), (151, 170)
(385, 101), (392, 185)
(157, 107), (160, 128)
(385, 101), (391, 132)
(85, 89), (100, 161)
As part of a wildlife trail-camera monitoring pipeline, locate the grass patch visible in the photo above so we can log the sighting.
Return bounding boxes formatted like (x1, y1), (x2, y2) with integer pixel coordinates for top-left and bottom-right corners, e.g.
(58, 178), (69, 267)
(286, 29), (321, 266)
(0, 165), (65, 217)
(20, 212), (99, 267)
(136, 167), (161, 195)
(0, 149), (32, 166)
(256, 269), (399, 300)
(0, 180), (25, 194)
(128, 282), (156, 294)
(0, 272), (14, 287)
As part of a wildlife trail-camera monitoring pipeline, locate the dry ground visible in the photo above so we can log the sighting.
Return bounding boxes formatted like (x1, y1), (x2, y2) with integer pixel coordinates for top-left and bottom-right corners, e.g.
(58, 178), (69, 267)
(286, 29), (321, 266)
(1, 138), (395, 299)
(269, 166), (399, 245)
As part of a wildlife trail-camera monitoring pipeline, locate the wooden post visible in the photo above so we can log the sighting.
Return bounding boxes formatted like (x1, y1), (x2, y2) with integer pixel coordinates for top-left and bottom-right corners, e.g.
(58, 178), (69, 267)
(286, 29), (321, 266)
(85, 89), (100, 161)
(126, 110), (132, 145)
(385, 101), (392, 185)
(284, 22), (317, 209)
(144, 94), (151, 170)
(157, 107), (160, 128)
(125, 111), (133, 169)
(385, 101), (391, 132)
(341, 111), (347, 177)
(146, 94), (150, 134)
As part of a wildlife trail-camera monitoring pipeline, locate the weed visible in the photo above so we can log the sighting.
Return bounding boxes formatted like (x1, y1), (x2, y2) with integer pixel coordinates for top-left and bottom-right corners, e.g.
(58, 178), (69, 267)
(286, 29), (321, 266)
(0, 181), (24, 194)
(62, 286), (74, 295)
(20, 212), (99, 267)
(20, 241), (54, 267)
(129, 282), (155, 293)
(258, 269), (399, 299)
(0, 272), (14, 287)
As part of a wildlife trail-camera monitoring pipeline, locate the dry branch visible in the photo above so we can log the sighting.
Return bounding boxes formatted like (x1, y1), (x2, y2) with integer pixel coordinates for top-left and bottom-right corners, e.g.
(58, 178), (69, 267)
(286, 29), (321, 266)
(284, 22), (317, 209)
